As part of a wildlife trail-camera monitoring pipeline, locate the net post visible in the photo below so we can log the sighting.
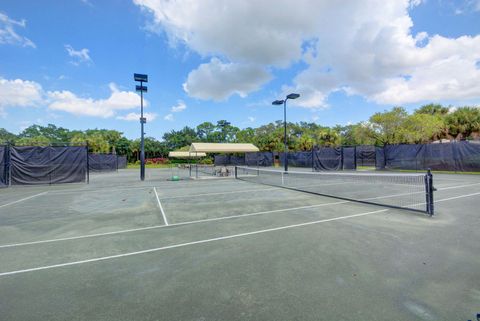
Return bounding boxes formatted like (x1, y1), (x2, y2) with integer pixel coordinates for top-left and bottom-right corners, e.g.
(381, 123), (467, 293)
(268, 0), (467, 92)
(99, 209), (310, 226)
(235, 166), (238, 179)
(427, 169), (434, 216)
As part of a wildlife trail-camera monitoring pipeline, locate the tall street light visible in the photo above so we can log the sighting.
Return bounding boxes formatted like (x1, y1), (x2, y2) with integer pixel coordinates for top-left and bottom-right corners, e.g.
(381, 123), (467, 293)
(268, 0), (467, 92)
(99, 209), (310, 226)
(134, 73), (148, 181)
(272, 93), (300, 172)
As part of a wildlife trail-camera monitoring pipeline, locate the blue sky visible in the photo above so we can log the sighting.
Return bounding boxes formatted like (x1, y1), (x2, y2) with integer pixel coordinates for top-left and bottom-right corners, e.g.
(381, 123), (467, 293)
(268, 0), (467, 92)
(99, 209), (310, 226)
(0, 0), (479, 139)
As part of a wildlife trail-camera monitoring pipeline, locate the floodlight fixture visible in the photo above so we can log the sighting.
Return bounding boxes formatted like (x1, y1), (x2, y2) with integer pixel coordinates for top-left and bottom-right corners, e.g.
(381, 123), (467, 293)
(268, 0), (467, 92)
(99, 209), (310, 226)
(134, 73), (148, 82)
(286, 93), (300, 100)
(136, 85), (148, 92)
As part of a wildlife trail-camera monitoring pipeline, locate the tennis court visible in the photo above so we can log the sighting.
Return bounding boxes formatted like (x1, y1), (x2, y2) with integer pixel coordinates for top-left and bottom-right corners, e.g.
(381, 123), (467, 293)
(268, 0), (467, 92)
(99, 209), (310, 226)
(0, 168), (479, 320)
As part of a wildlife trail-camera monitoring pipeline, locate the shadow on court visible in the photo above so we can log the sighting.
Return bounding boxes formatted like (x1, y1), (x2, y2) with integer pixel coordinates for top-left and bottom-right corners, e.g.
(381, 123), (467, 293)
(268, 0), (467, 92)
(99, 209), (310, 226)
(0, 168), (479, 321)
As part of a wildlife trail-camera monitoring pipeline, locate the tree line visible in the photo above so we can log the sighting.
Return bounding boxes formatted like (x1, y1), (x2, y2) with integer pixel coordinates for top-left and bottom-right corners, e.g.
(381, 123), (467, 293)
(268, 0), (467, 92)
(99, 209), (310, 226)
(1, 104), (479, 162)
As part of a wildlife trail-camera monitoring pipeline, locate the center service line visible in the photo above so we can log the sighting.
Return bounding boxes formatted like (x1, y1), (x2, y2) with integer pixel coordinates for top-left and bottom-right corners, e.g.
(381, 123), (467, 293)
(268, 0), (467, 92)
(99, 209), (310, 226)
(153, 187), (169, 226)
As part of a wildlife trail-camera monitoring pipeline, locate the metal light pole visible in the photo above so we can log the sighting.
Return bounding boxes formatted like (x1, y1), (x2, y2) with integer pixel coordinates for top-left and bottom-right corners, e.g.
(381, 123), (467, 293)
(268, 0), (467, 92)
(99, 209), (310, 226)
(272, 93), (300, 172)
(134, 73), (148, 181)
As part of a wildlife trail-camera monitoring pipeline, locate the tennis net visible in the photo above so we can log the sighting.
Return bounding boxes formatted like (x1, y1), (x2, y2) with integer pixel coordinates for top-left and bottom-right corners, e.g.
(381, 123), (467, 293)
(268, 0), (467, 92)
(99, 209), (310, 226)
(235, 166), (434, 215)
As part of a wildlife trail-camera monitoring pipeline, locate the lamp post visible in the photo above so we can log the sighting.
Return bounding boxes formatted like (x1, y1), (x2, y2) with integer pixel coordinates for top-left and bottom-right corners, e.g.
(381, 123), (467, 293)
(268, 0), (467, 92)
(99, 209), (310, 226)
(272, 93), (300, 172)
(134, 73), (148, 181)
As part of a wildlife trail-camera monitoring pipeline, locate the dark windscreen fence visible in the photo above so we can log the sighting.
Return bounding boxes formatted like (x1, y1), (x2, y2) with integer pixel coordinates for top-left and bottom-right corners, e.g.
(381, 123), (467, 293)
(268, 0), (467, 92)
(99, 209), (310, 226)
(245, 152), (274, 166)
(286, 151), (312, 168)
(313, 147), (343, 171)
(356, 145), (376, 167)
(377, 141), (480, 172)
(383, 144), (424, 171)
(0, 145), (8, 187)
(88, 153), (118, 172)
(214, 154), (246, 166)
(343, 147), (356, 170)
(453, 142), (480, 171)
(117, 156), (127, 169)
(375, 147), (386, 170)
(10, 146), (87, 185)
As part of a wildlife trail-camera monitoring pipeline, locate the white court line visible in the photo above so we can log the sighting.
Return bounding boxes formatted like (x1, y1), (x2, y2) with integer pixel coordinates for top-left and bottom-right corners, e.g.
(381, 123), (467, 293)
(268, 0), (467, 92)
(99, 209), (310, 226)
(436, 182), (480, 191)
(0, 208), (388, 277)
(3, 186), (478, 249)
(0, 200), (349, 249)
(0, 192), (48, 209)
(433, 191), (480, 203)
(159, 186), (281, 200)
(153, 187), (169, 226)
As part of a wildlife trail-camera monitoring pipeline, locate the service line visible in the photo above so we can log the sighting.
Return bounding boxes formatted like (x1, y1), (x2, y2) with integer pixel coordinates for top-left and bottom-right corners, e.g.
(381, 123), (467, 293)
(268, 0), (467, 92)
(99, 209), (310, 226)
(0, 208), (388, 277)
(0, 192), (48, 209)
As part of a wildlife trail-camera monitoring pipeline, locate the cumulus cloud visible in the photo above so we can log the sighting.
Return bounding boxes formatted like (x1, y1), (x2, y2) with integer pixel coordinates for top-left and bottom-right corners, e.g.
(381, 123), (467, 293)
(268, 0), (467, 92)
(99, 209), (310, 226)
(247, 116), (256, 122)
(65, 44), (92, 65)
(134, 0), (480, 107)
(164, 113), (174, 121)
(0, 77), (143, 118)
(0, 12), (35, 48)
(48, 83), (141, 117)
(117, 112), (157, 122)
(0, 78), (43, 108)
(183, 58), (272, 101)
(171, 100), (186, 112)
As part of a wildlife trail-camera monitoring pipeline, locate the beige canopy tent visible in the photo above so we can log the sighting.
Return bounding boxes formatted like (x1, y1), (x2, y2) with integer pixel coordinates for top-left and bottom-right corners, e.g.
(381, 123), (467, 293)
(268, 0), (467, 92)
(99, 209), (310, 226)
(189, 143), (259, 153)
(168, 151), (206, 158)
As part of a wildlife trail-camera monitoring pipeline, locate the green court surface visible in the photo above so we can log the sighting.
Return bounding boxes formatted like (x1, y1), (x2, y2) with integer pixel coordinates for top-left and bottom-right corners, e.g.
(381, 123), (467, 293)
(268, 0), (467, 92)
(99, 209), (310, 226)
(0, 168), (479, 321)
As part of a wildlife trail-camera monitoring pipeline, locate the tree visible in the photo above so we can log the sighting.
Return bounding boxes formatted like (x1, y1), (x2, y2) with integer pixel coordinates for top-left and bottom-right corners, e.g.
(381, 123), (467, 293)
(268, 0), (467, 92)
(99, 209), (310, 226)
(19, 124), (73, 142)
(162, 126), (198, 150)
(368, 107), (409, 145)
(445, 107), (480, 139)
(15, 136), (50, 146)
(196, 122), (216, 142)
(0, 128), (17, 143)
(71, 133), (109, 153)
(401, 114), (445, 143)
(414, 103), (450, 116)
(235, 128), (255, 143)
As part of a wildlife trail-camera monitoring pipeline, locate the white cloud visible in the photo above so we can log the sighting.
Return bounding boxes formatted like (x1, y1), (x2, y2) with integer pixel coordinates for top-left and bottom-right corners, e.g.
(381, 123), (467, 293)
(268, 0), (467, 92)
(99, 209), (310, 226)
(183, 58), (272, 101)
(0, 78), (144, 118)
(135, 0), (480, 107)
(164, 113), (174, 121)
(117, 112), (157, 122)
(247, 116), (255, 122)
(65, 44), (92, 65)
(0, 78), (43, 112)
(48, 83), (141, 117)
(171, 100), (186, 112)
(473, 0), (480, 11)
(0, 12), (35, 48)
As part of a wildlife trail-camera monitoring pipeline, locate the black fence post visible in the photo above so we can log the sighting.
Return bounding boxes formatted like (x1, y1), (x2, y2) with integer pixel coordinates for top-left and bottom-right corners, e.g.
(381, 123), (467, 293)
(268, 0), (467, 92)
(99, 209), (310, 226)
(354, 146), (358, 170)
(6, 142), (11, 186)
(86, 143), (90, 184)
(340, 146), (344, 170)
